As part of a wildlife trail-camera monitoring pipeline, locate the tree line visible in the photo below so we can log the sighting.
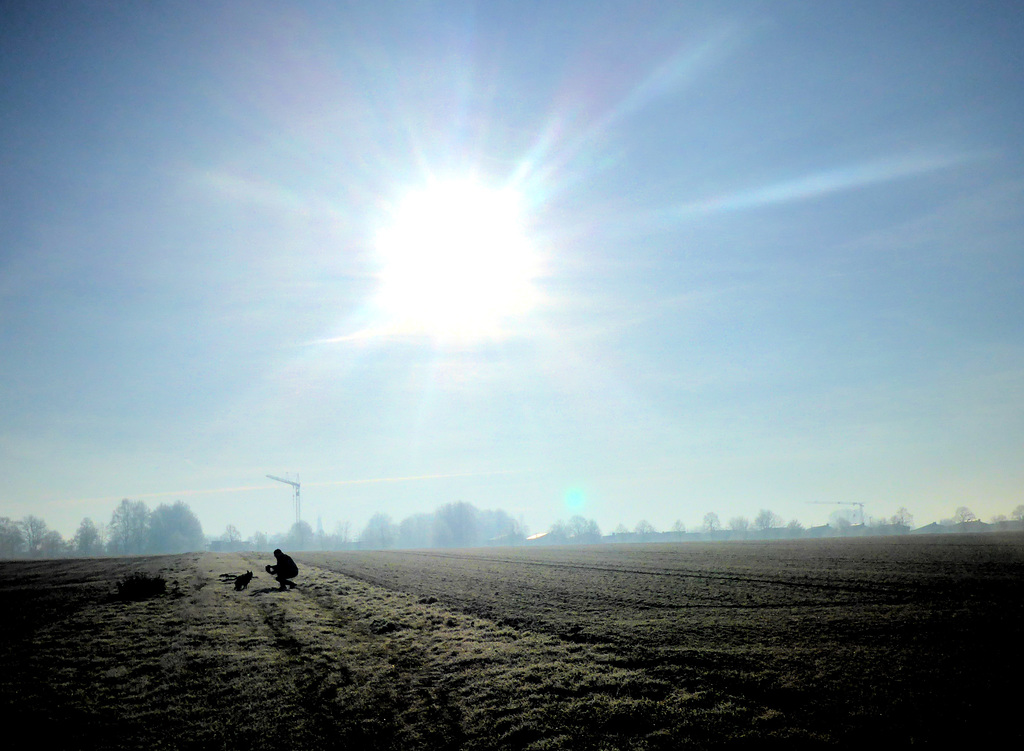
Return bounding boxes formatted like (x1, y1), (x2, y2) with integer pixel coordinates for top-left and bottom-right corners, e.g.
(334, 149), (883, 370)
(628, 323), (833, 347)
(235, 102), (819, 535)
(3, 499), (1023, 559)
(288, 501), (525, 551)
(0, 498), (205, 558)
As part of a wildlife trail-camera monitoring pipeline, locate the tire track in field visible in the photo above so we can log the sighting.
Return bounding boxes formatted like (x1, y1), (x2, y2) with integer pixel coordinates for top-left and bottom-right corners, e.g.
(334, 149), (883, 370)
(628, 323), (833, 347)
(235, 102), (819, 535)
(344, 549), (908, 600)
(325, 559), (872, 616)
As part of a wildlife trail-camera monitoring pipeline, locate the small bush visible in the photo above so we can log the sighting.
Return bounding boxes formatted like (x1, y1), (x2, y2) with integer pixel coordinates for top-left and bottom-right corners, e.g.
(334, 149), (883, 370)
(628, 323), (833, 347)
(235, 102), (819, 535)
(116, 572), (166, 601)
(369, 618), (400, 634)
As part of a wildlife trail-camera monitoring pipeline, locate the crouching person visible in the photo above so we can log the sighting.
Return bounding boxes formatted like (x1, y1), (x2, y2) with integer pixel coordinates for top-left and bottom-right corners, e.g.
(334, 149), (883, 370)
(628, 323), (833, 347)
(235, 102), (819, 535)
(265, 548), (298, 590)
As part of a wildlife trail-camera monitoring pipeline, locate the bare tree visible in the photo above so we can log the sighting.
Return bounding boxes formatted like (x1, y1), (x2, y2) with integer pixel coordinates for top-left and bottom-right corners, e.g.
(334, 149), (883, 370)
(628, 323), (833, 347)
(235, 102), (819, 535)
(286, 520), (315, 550)
(953, 506), (977, 525)
(479, 508), (523, 543)
(39, 529), (65, 558)
(634, 520), (656, 541)
(73, 518), (103, 557)
(569, 515), (602, 543)
(147, 501), (204, 553)
(250, 530), (269, 551)
(889, 507), (913, 531)
(109, 499), (150, 555)
(398, 513), (433, 549)
(361, 513), (395, 549)
(433, 502), (480, 548)
(0, 517), (24, 558)
(702, 512), (721, 534)
(545, 516), (601, 544)
(1011, 505), (1024, 522)
(729, 516), (750, 534)
(334, 521), (351, 547)
(548, 519), (570, 544)
(755, 509), (782, 532)
(20, 515), (48, 557)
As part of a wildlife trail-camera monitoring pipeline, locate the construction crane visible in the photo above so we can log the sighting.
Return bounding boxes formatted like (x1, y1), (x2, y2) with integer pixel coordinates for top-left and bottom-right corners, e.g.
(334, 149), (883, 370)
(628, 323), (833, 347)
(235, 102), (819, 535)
(267, 473), (301, 525)
(807, 501), (865, 525)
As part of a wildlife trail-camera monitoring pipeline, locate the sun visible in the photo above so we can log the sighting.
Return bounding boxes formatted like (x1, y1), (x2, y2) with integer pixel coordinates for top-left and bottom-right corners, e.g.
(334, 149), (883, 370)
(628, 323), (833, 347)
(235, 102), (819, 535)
(372, 176), (542, 342)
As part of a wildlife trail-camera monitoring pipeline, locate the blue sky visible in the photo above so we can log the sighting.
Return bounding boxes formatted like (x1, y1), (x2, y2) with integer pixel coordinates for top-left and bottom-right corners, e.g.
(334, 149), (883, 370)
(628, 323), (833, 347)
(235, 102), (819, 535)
(2, 1), (1022, 540)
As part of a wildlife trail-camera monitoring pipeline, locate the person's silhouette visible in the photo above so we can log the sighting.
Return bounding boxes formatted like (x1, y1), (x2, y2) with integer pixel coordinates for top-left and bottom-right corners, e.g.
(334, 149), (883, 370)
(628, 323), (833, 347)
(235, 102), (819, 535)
(265, 549), (298, 590)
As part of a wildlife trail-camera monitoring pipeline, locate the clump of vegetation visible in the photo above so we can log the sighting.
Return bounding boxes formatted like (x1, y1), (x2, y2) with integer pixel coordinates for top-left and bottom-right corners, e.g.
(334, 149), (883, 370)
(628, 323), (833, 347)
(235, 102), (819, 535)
(368, 617), (400, 634)
(115, 572), (166, 601)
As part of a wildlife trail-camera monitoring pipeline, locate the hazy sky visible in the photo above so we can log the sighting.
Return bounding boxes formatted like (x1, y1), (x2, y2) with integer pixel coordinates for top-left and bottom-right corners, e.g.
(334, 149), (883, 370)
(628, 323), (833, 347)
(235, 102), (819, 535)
(2, 1), (1022, 540)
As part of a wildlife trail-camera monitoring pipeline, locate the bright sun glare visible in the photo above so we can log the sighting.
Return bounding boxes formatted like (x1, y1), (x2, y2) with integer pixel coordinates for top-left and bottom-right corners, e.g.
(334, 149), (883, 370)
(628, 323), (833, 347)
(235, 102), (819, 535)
(373, 177), (541, 342)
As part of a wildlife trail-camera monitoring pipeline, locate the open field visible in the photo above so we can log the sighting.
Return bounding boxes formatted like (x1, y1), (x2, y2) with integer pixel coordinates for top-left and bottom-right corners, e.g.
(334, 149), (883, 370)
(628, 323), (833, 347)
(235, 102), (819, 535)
(2, 534), (1022, 749)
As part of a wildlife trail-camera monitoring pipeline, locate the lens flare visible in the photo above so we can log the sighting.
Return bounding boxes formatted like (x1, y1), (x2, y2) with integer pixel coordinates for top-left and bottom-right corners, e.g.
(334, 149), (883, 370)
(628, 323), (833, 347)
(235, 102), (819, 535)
(564, 487), (587, 514)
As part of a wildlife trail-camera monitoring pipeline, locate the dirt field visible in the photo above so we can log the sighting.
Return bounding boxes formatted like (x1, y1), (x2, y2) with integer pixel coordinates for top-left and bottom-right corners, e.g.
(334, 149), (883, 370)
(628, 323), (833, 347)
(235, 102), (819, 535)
(2, 534), (1022, 749)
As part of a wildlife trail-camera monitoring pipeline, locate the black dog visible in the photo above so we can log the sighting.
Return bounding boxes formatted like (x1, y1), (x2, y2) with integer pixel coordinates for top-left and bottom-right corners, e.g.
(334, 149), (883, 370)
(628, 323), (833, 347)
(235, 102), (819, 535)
(233, 571), (254, 591)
